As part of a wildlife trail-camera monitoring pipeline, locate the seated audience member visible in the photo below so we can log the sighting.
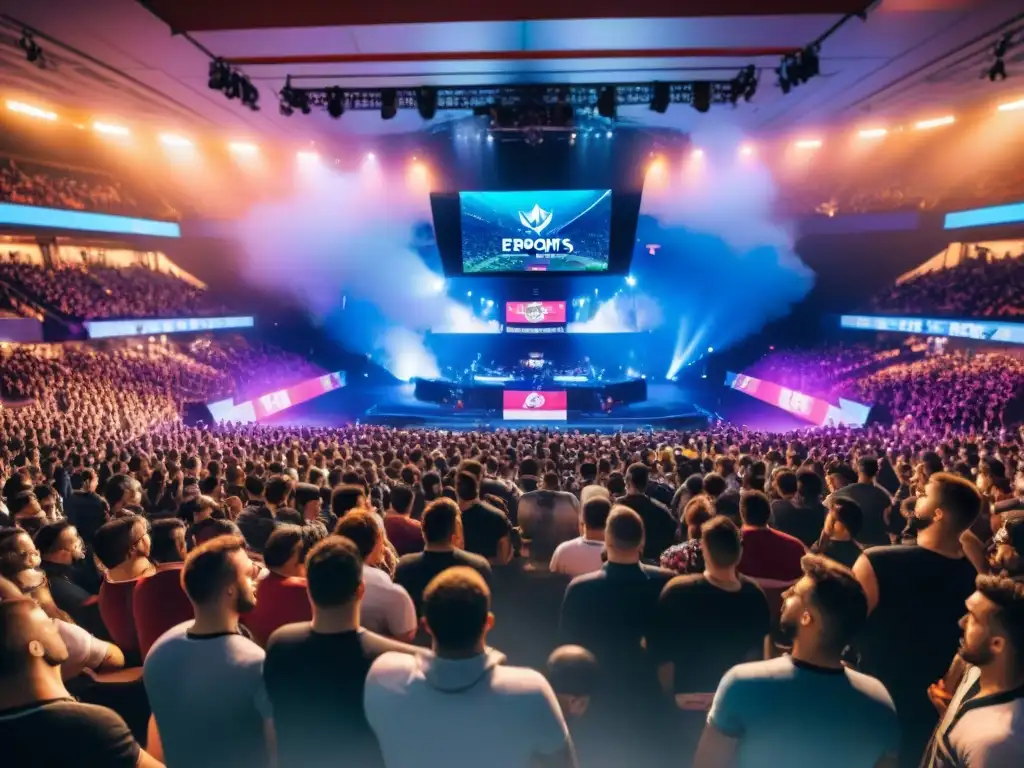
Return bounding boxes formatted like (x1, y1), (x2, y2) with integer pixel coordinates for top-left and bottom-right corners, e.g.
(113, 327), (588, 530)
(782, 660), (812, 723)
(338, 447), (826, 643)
(0, 598), (161, 767)
(832, 457), (894, 548)
(64, 468), (108, 542)
(294, 482), (330, 532)
(852, 473), (983, 767)
(8, 491), (46, 536)
(133, 520), (192, 659)
(518, 471), (581, 564)
(455, 471), (513, 565)
(660, 496), (715, 575)
(558, 505), (674, 750)
(94, 517), (155, 664)
(236, 478), (277, 554)
(243, 525), (313, 647)
(922, 575), (1024, 767)
(617, 463), (677, 562)
(144, 535), (271, 768)
(364, 567), (575, 768)
(34, 521), (99, 629)
(772, 469), (825, 547)
(549, 496), (611, 577)
(0, 527), (42, 576)
(812, 497), (865, 569)
(736, 490), (806, 587)
(394, 498), (492, 616)
(694, 555), (899, 768)
(383, 484), (424, 557)
(652, 517), (771, 760)
(334, 513), (416, 641)
(264, 536), (420, 768)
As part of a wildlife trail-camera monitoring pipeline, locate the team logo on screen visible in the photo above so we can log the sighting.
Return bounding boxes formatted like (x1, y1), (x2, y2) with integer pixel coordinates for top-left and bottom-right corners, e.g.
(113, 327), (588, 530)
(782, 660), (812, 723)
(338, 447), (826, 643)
(502, 203), (575, 255)
(523, 302), (547, 323)
(518, 204), (553, 235)
(524, 392), (546, 409)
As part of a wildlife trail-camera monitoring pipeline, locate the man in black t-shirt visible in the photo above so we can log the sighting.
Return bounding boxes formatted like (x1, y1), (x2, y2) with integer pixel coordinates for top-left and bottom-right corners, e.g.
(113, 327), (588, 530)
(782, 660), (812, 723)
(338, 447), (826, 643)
(263, 536), (420, 768)
(617, 463), (676, 563)
(455, 471), (512, 564)
(0, 597), (158, 767)
(651, 516), (770, 761)
(852, 472), (983, 767)
(394, 498), (492, 617)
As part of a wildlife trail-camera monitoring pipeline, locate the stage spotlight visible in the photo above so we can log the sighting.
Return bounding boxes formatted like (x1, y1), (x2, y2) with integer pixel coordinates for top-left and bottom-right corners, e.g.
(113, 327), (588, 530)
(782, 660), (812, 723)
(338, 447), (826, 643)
(486, 133), (494, 143)
(381, 89), (398, 120)
(597, 86), (617, 119)
(159, 133), (192, 148)
(690, 147), (704, 160)
(989, 34), (1011, 82)
(94, 121), (130, 136)
(279, 79), (309, 116)
(650, 82), (670, 114)
(606, 130), (613, 139)
(486, 299), (494, 307)
(229, 141), (258, 155)
(208, 59), (230, 91)
(691, 81), (711, 113)
(325, 87), (345, 119)
(417, 87), (437, 120)
(707, 346), (714, 353)
(365, 152), (376, 162)
(431, 277), (446, 293)
(625, 275), (637, 287)
(998, 98), (1024, 112)
(915, 115), (955, 130)
(739, 144), (754, 157)
(466, 291), (473, 298)
(729, 66), (757, 105)
(858, 127), (887, 139)
(18, 30), (43, 66)
(795, 138), (822, 150)
(239, 78), (260, 111)
(6, 100), (57, 121)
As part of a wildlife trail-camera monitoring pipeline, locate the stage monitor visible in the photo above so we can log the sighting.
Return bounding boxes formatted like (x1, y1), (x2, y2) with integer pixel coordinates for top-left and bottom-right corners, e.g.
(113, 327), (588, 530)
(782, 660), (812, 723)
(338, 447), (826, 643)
(505, 300), (567, 334)
(502, 390), (568, 421)
(459, 190), (611, 274)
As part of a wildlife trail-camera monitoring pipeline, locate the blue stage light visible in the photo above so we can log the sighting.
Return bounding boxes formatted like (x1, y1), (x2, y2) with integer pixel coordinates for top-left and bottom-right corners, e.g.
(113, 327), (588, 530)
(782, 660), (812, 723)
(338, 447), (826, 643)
(625, 275), (637, 287)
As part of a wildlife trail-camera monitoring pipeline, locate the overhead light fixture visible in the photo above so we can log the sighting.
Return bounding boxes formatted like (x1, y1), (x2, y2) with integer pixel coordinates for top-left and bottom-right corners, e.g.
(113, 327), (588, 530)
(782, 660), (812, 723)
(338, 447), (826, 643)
(597, 86), (617, 119)
(325, 87), (345, 119)
(858, 127), (888, 139)
(228, 141), (258, 155)
(208, 59), (259, 111)
(18, 30), (43, 66)
(296, 150), (319, 163)
(6, 100), (57, 121)
(93, 121), (130, 136)
(988, 34), (1011, 82)
(915, 115), (955, 130)
(777, 45), (820, 95)
(159, 133), (192, 148)
(690, 148), (704, 159)
(279, 78), (309, 117)
(739, 144), (754, 156)
(416, 86), (437, 120)
(208, 59), (230, 91)
(649, 82), (670, 114)
(691, 81), (711, 113)
(730, 65), (758, 105)
(380, 88), (398, 120)
(794, 138), (822, 149)
(997, 98), (1024, 112)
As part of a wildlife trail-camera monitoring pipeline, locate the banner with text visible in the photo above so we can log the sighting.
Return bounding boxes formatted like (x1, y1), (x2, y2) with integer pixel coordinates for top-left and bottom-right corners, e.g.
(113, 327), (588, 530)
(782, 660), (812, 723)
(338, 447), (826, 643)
(502, 390), (568, 421)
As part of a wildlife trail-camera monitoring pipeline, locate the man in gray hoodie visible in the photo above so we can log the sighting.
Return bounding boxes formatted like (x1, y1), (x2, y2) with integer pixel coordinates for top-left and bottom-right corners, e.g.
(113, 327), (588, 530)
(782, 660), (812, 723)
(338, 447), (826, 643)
(364, 566), (577, 768)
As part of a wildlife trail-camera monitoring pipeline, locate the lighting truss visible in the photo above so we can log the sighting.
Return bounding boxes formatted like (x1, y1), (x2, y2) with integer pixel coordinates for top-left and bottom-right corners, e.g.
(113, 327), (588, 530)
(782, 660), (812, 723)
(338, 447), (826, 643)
(276, 81), (738, 114)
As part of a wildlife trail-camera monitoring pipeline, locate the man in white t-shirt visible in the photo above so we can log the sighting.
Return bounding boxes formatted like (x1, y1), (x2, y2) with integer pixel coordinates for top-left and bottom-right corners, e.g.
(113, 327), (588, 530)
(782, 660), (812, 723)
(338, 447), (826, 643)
(550, 496), (610, 578)
(144, 535), (272, 768)
(335, 512), (416, 641)
(365, 567), (576, 768)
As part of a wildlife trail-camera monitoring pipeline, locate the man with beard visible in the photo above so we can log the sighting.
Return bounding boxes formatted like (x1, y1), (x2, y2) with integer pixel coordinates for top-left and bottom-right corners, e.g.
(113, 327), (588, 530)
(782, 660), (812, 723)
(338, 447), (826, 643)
(144, 535), (272, 768)
(851, 473), (982, 768)
(694, 555), (898, 768)
(0, 597), (160, 767)
(35, 520), (100, 632)
(921, 576), (1024, 767)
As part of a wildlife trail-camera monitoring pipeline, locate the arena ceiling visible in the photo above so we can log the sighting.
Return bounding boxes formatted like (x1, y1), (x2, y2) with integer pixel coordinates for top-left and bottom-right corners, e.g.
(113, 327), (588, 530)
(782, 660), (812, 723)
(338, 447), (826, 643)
(0, 0), (1021, 146)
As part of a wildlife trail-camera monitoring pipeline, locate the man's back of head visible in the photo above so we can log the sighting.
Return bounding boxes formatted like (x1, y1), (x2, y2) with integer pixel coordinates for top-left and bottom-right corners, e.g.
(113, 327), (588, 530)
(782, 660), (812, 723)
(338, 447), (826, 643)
(455, 472), (480, 504)
(422, 498), (460, 548)
(605, 505), (644, 560)
(701, 516), (742, 570)
(928, 472), (983, 535)
(546, 644), (598, 718)
(423, 566), (491, 657)
(305, 536), (363, 610)
(626, 463), (649, 494)
(739, 491), (772, 529)
(858, 456), (879, 481)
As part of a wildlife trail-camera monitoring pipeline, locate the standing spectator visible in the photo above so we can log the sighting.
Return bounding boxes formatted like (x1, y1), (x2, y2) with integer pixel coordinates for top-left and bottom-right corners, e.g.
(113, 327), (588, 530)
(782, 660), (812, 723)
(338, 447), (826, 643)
(693, 555), (899, 768)
(263, 536), (420, 768)
(383, 484), (424, 557)
(133, 519), (192, 659)
(812, 497), (865, 569)
(549, 496), (610, 578)
(455, 472), (513, 565)
(660, 496), (715, 575)
(334, 512), (416, 641)
(364, 567), (575, 768)
(242, 525), (312, 647)
(394, 499), (492, 617)
(652, 516), (771, 762)
(144, 535), (271, 768)
(617, 463), (676, 563)
(773, 469), (826, 548)
(518, 471), (581, 564)
(921, 575), (1024, 767)
(736, 491), (806, 587)
(852, 473), (982, 767)
(832, 457), (894, 548)
(0, 598), (160, 767)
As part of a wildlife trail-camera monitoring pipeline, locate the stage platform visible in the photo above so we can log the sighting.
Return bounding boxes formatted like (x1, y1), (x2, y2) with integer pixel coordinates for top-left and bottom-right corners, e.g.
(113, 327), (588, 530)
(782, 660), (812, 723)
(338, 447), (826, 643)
(360, 382), (710, 431)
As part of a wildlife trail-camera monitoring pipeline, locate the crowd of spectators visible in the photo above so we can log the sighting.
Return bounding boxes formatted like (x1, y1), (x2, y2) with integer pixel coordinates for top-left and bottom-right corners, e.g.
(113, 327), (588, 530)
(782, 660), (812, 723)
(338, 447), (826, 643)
(867, 252), (1024, 319)
(188, 338), (324, 401)
(746, 345), (900, 401)
(2, 391), (1024, 767)
(0, 157), (146, 218)
(0, 261), (225, 320)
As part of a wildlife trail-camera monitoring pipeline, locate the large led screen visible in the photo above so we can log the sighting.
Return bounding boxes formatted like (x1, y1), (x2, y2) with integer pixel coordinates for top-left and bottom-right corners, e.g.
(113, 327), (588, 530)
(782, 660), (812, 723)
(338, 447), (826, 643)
(460, 190), (611, 274)
(502, 390), (568, 421)
(505, 301), (567, 325)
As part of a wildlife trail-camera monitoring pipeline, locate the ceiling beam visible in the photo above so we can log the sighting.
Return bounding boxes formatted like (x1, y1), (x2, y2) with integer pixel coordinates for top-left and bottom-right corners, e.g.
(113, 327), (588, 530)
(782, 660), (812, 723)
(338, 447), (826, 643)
(224, 47), (799, 67)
